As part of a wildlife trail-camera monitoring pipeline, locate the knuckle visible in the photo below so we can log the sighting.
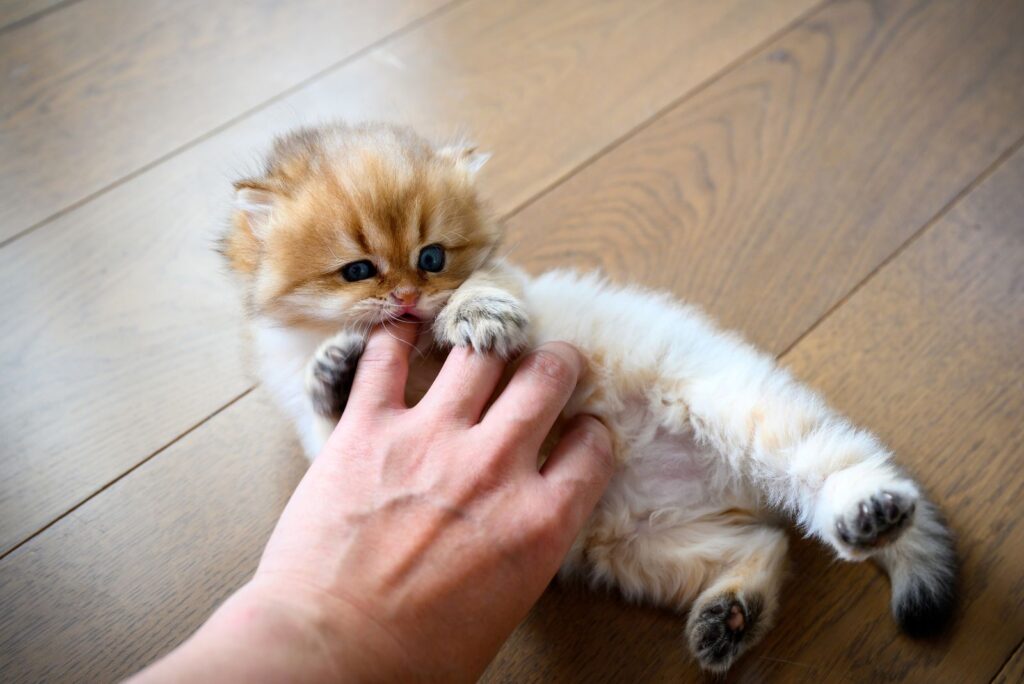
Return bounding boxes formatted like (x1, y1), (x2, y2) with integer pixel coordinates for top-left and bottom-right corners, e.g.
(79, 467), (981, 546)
(523, 508), (564, 553)
(571, 418), (614, 465)
(520, 346), (579, 391)
(557, 473), (602, 505)
(357, 347), (403, 375)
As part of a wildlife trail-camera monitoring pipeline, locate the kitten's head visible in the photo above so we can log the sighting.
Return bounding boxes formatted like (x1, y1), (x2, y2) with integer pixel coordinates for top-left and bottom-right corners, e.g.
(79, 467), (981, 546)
(222, 122), (498, 328)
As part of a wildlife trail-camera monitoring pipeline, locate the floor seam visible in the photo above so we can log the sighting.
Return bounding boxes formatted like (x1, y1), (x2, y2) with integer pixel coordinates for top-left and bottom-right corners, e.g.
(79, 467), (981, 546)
(990, 636), (1024, 683)
(0, 0), (470, 250)
(0, 0), (85, 36)
(502, 0), (831, 221)
(0, 0), (835, 555)
(0, 387), (254, 562)
(776, 133), (1024, 361)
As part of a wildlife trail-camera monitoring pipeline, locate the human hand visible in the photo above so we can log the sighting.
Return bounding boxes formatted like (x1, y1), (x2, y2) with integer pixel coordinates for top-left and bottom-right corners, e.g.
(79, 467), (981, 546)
(133, 321), (614, 683)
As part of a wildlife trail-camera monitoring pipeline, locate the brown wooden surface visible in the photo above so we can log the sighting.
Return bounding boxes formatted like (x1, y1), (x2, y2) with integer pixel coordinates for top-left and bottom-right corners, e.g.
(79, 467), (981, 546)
(994, 641), (1024, 684)
(0, 0), (815, 555)
(744, 145), (1024, 682)
(0, 0), (67, 31)
(506, 0), (1024, 354)
(0, 0), (814, 245)
(486, 136), (1024, 684)
(1, 0), (1023, 682)
(0, 0), (451, 242)
(0, 391), (306, 682)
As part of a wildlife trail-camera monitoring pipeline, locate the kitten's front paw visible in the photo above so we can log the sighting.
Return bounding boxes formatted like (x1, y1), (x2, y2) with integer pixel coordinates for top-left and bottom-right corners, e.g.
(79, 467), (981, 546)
(433, 290), (528, 358)
(835, 490), (916, 551)
(306, 331), (365, 418)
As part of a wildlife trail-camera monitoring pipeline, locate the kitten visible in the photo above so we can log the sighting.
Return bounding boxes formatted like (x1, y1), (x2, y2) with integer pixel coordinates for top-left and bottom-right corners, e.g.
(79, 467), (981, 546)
(221, 122), (956, 672)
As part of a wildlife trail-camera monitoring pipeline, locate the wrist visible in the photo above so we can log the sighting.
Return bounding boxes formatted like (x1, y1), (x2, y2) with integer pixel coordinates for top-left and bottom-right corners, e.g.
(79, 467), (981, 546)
(238, 574), (494, 683)
(133, 577), (413, 683)
(226, 576), (414, 682)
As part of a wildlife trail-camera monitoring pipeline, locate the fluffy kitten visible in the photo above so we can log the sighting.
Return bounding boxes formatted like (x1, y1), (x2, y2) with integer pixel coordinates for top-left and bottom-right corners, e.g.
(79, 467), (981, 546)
(221, 122), (956, 672)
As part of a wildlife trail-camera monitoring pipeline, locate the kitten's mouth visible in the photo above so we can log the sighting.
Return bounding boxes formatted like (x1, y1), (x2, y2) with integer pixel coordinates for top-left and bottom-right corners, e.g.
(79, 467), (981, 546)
(385, 308), (426, 323)
(382, 303), (436, 324)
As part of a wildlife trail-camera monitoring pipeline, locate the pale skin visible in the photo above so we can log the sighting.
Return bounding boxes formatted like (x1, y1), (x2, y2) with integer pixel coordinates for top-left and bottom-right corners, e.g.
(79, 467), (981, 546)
(130, 320), (615, 683)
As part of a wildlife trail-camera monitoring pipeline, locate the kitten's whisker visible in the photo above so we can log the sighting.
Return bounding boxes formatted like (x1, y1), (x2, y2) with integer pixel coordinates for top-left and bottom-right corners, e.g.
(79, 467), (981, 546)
(325, 242), (342, 264)
(496, 236), (523, 261)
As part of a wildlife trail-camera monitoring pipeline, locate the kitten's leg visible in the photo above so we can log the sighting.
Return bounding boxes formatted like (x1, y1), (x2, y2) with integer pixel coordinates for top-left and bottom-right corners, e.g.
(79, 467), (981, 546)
(433, 260), (529, 358)
(304, 330), (366, 454)
(569, 506), (787, 673)
(682, 341), (956, 632)
(686, 524), (787, 673)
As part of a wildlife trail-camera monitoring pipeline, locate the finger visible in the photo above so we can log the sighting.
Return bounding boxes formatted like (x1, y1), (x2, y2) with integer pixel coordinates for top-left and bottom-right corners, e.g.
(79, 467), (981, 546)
(483, 342), (583, 454)
(420, 346), (507, 423)
(540, 414), (615, 531)
(347, 320), (419, 412)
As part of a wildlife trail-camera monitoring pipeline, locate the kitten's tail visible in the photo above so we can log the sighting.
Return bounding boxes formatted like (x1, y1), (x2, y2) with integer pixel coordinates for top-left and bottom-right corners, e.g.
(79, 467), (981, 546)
(876, 497), (957, 636)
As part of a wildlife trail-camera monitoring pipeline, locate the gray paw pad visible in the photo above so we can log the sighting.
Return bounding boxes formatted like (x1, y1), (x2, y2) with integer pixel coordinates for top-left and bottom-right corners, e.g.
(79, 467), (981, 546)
(836, 491), (916, 549)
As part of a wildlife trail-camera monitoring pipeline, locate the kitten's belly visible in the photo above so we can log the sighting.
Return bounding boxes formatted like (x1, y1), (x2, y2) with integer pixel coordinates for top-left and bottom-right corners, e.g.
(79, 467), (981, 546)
(611, 427), (716, 509)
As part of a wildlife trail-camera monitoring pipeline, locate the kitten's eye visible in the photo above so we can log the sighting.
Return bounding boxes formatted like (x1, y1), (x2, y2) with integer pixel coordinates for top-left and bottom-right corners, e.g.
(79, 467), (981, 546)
(417, 244), (445, 273)
(340, 260), (377, 282)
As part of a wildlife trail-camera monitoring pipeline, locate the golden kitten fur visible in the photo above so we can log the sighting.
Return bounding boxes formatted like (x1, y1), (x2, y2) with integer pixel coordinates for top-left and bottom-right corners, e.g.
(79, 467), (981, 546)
(222, 122), (956, 672)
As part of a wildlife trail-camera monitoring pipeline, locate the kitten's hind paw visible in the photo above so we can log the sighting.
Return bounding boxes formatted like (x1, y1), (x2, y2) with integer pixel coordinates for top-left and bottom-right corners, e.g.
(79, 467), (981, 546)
(433, 289), (528, 358)
(306, 331), (365, 419)
(836, 490), (916, 552)
(687, 593), (763, 673)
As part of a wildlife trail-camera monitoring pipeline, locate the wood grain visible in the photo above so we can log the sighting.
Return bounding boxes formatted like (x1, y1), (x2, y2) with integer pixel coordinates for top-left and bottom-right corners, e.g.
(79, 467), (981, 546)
(488, 142), (1024, 684)
(0, 391), (307, 683)
(993, 641), (1024, 684)
(0, 0), (816, 554)
(0, 0), (67, 31)
(733, 144), (1024, 682)
(0, 0), (451, 242)
(505, 0), (1024, 354)
(3, 144), (1020, 684)
(2, 0), (1023, 682)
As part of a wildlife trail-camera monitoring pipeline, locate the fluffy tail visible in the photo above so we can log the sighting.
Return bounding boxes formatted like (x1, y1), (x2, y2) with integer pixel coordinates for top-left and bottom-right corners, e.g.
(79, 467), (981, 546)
(876, 497), (957, 636)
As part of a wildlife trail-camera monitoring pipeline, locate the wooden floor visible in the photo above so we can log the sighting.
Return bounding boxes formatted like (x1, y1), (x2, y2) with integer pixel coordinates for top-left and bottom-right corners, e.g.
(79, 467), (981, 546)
(1, 1), (1022, 681)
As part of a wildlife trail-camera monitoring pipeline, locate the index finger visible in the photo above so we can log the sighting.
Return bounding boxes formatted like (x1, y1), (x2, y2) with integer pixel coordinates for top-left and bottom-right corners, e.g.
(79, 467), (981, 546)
(482, 342), (583, 455)
(347, 320), (420, 413)
(419, 346), (507, 424)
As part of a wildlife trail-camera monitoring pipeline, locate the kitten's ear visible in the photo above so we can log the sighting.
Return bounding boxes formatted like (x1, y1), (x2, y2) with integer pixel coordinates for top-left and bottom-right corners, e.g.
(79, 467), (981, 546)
(439, 144), (491, 178)
(232, 180), (278, 239)
(221, 180), (279, 274)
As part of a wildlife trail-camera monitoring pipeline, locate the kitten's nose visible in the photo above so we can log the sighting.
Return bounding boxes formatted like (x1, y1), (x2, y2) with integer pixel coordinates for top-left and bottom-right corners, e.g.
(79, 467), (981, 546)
(390, 290), (420, 308)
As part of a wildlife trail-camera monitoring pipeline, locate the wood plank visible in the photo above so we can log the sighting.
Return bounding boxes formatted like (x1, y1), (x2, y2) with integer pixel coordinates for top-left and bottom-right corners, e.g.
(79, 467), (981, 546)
(993, 641), (1024, 684)
(3, 130), (1021, 684)
(0, 0), (451, 242)
(0, 0), (67, 31)
(731, 145), (1024, 681)
(505, 0), (1024, 354)
(0, 0), (818, 553)
(1, 5), (1023, 683)
(487, 146), (1024, 684)
(0, 391), (307, 683)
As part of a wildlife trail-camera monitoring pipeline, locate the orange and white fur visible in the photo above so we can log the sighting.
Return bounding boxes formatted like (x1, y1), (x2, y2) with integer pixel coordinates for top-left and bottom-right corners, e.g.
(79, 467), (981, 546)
(222, 122), (956, 672)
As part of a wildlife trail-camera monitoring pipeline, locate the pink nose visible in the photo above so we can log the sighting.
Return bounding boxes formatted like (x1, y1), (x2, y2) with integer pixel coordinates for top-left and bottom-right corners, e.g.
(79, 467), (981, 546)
(390, 291), (419, 308)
